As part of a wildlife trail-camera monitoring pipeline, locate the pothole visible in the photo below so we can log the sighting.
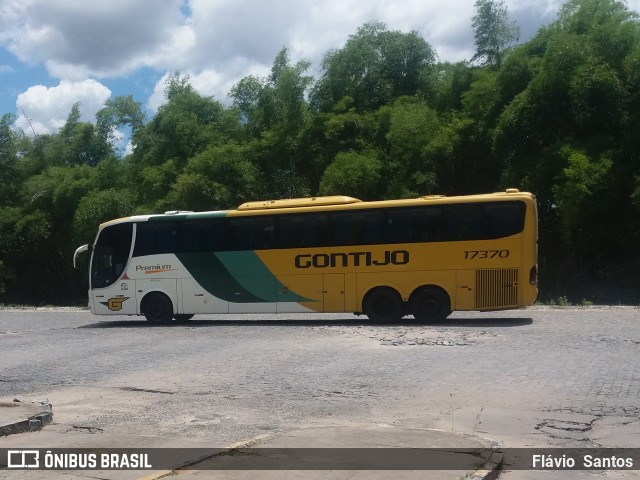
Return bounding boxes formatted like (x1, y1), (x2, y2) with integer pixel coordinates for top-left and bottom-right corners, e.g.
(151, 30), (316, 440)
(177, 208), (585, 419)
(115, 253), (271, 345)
(535, 418), (597, 440)
(71, 425), (104, 434)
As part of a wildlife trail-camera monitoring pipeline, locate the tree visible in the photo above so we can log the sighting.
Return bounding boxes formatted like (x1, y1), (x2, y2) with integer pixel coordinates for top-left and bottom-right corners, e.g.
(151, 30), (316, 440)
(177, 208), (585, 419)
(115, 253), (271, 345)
(95, 95), (146, 153)
(471, 0), (520, 68)
(231, 48), (312, 138)
(311, 22), (436, 111)
(319, 150), (383, 200)
(383, 98), (440, 195)
(230, 48), (313, 198)
(165, 143), (261, 211)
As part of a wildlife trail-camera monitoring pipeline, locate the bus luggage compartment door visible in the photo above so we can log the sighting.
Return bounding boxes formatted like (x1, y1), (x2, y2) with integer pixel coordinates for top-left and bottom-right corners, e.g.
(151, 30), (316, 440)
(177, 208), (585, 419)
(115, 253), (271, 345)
(457, 268), (520, 310)
(323, 274), (345, 312)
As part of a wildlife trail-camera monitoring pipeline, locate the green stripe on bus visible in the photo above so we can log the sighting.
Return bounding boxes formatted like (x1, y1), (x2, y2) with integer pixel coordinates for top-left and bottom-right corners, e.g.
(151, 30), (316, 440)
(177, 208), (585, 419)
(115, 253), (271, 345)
(176, 251), (311, 303)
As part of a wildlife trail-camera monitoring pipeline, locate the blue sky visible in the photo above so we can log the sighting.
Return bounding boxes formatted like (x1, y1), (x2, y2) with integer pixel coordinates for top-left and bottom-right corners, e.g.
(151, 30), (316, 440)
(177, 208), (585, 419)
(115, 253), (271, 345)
(1, 0), (638, 139)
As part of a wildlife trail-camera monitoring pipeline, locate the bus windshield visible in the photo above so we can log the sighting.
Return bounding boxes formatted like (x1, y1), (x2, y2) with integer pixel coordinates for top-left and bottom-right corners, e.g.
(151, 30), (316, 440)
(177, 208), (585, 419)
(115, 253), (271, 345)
(90, 223), (133, 289)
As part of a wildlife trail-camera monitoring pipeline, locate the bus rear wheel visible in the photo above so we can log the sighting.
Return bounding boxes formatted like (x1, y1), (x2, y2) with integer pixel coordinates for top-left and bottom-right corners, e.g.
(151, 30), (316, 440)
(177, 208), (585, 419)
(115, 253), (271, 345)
(410, 287), (451, 323)
(363, 287), (405, 323)
(142, 293), (173, 324)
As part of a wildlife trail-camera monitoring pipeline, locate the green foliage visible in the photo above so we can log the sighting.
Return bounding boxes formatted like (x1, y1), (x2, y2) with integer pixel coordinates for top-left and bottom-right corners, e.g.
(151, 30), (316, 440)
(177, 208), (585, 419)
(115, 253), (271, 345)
(73, 189), (137, 242)
(553, 146), (612, 240)
(432, 62), (476, 112)
(312, 22), (436, 111)
(166, 143), (260, 210)
(382, 99), (441, 194)
(95, 95), (146, 148)
(133, 72), (228, 170)
(319, 150), (383, 200)
(0, 113), (21, 204)
(2, 7), (640, 305)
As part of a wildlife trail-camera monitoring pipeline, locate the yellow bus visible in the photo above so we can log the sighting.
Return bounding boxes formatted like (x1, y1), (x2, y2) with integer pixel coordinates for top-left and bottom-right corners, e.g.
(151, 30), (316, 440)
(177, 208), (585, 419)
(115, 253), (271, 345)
(73, 189), (538, 324)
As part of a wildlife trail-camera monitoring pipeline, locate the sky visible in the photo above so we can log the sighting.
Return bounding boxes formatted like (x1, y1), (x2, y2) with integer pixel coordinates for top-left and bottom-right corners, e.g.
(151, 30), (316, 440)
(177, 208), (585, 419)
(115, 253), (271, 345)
(1, 0), (639, 139)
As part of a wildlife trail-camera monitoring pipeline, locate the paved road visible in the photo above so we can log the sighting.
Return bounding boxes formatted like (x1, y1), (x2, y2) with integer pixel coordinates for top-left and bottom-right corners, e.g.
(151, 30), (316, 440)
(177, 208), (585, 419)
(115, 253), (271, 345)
(1, 306), (640, 479)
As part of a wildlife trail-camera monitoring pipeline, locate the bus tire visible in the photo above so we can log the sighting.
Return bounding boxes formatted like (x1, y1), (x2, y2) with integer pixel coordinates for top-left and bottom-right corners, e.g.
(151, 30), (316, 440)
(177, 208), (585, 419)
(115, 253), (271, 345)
(410, 287), (451, 323)
(142, 293), (173, 324)
(363, 287), (405, 323)
(174, 314), (194, 322)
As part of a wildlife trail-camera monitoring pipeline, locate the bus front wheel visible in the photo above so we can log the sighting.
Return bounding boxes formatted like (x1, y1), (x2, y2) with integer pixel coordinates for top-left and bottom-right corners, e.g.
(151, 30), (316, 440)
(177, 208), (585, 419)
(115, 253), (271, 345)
(142, 293), (173, 324)
(363, 287), (405, 323)
(410, 287), (451, 323)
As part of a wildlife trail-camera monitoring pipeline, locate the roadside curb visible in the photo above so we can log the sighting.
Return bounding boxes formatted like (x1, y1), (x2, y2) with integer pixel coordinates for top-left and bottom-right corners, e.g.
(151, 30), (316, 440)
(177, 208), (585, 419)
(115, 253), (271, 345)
(139, 426), (504, 480)
(0, 401), (53, 437)
(468, 447), (504, 479)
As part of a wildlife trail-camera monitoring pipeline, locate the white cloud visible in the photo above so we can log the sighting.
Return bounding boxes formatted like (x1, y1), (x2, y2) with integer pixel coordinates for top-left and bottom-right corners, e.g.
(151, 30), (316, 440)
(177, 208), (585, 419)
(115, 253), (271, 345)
(2, 0), (186, 79)
(3, 0), (640, 128)
(15, 79), (111, 136)
(4, 0), (640, 81)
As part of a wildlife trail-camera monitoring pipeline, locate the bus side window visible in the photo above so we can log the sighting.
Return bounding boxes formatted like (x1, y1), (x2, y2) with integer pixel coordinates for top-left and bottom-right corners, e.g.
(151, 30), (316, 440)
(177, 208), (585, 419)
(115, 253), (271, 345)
(133, 223), (177, 256)
(276, 214), (326, 249)
(156, 224), (177, 253)
(331, 213), (355, 246)
(359, 212), (385, 245)
(252, 218), (275, 250)
(387, 209), (414, 244)
(178, 222), (199, 252)
(330, 212), (384, 246)
(302, 214), (329, 247)
(208, 219), (230, 251)
(445, 205), (483, 241)
(229, 219), (252, 251)
(415, 207), (443, 242)
(484, 202), (525, 238)
(262, 223), (275, 249)
(276, 216), (298, 249)
(177, 220), (223, 253)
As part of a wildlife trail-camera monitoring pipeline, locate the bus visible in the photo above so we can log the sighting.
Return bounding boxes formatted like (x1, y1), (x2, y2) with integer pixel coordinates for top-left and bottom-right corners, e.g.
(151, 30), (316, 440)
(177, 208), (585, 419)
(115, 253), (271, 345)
(73, 189), (538, 324)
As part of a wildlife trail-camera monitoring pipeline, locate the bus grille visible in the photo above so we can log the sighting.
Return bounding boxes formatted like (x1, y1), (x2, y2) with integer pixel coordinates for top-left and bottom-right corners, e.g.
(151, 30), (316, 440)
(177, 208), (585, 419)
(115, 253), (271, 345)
(475, 269), (519, 309)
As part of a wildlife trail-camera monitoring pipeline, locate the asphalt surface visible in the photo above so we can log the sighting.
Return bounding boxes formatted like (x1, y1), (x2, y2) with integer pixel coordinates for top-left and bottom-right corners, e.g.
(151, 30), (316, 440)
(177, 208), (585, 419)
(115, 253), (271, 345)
(1, 306), (640, 479)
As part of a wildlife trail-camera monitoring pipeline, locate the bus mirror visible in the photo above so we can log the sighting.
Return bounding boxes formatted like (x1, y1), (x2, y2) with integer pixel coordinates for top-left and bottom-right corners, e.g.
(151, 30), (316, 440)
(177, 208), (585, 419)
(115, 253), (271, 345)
(73, 244), (90, 269)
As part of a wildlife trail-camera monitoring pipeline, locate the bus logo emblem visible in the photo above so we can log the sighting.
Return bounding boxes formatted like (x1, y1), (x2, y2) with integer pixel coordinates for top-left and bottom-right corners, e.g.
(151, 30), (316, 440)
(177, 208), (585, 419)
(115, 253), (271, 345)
(100, 297), (130, 311)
